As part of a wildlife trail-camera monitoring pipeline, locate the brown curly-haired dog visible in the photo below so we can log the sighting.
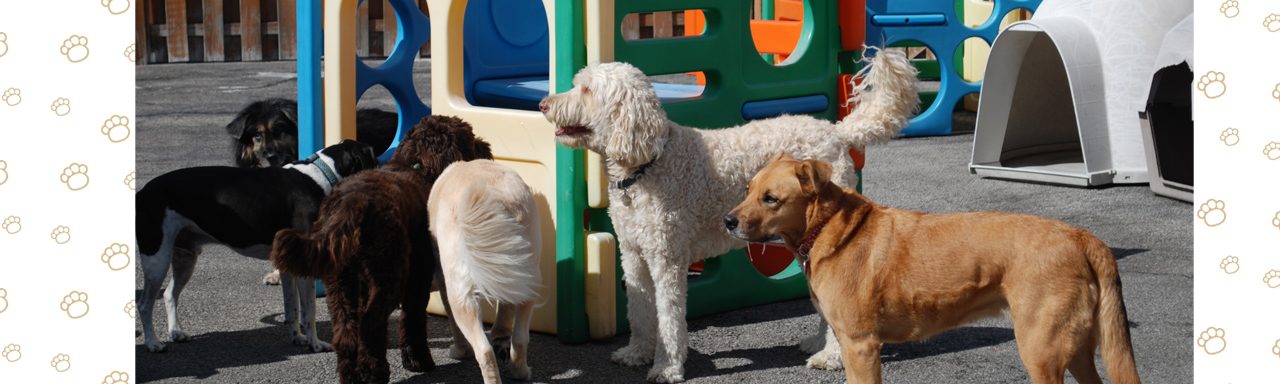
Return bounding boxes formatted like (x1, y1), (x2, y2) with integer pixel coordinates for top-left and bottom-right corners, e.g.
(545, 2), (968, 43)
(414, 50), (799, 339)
(270, 115), (493, 384)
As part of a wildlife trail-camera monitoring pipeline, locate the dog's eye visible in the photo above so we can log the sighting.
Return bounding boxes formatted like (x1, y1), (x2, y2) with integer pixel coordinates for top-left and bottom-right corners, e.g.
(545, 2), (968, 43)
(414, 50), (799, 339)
(253, 134), (263, 143)
(763, 194), (778, 205)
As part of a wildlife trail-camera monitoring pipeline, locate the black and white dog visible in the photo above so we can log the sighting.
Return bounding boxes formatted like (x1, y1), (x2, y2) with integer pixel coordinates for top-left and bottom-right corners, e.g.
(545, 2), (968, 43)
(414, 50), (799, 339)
(135, 140), (378, 353)
(226, 98), (398, 285)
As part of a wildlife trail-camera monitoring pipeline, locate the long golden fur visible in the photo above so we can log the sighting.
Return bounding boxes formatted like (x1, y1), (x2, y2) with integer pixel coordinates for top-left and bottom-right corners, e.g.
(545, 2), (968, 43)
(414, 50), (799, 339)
(725, 153), (1141, 384)
(270, 115), (493, 384)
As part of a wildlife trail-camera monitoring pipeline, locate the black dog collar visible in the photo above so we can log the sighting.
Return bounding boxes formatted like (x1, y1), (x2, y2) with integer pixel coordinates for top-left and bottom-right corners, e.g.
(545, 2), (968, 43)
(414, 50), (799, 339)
(615, 158), (655, 190)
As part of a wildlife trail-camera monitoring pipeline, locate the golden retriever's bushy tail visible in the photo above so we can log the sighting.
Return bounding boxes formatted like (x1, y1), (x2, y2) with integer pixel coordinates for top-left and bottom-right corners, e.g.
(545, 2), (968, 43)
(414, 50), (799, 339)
(837, 48), (919, 147)
(437, 166), (541, 308)
(1083, 233), (1141, 384)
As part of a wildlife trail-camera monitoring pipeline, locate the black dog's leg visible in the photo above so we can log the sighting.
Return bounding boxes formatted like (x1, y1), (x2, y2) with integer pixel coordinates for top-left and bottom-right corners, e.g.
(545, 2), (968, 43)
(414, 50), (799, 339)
(399, 243), (435, 372)
(328, 274), (361, 384)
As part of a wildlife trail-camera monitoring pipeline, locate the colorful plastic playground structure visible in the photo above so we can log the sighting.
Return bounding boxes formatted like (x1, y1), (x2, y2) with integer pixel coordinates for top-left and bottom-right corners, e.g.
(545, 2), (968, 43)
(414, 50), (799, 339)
(295, 0), (1171, 343)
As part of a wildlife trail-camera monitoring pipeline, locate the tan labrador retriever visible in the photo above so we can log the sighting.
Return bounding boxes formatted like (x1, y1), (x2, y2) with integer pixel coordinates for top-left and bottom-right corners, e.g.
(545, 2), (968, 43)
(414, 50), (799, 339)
(723, 153), (1140, 384)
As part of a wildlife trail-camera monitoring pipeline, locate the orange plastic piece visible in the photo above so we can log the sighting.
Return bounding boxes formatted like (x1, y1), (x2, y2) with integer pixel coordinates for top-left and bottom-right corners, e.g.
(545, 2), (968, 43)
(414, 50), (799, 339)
(839, 0), (866, 50)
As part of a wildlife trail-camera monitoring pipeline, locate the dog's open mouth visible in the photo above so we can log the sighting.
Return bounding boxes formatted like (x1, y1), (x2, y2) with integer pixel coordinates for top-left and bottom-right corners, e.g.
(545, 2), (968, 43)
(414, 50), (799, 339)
(555, 125), (591, 137)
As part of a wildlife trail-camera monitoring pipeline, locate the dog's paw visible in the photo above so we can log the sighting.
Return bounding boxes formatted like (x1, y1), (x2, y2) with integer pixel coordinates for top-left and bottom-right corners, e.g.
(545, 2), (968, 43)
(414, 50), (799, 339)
(50, 353), (71, 372)
(101, 0), (130, 15)
(610, 345), (655, 367)
(1264, 142), (1280, 160)
(101, 115), (131, 143)
(1220, 256), (1240, 274)
(491, 335), (512, 361)
(0, 32), (7, 57)
(805, 349), (843, 370)
(262, 269), (281, 285)
(102, 370), (130, 384)
(123, 300), (135, 319)
(101, 243), (131, 271)
(0, 288), (7, 314)
(1197, 326), (1227, 355)
(124, 44), (136, 63)
(60, 35), (89, 63)
(799, 333), (827, 354)
(1197, 71), (1227, 99)
(1220, 128), (1239, 146)
(1266, 14), (1280, 32)
(1264, 270), (1280, 288)
(145, 339), (166, 353)
(123, 172), (135, 190)
(1197, 199), (1227, 227)
(506, 362), (532, 380)
(2, 344), (20, 362)
(1220, 0), (1239, 18)
(645, 364), (685, 383)
(60, 291), (89, 319)
(170, 329), (191, 343)
(309, 339), (333, 353)
(50, 225), (71, 244)
(2, 88), (20, 107)
(448, 342), (472, 359)
(50, 98), (71, 116)
(60, 163), (90, 191)
(2, 216), (20, 234)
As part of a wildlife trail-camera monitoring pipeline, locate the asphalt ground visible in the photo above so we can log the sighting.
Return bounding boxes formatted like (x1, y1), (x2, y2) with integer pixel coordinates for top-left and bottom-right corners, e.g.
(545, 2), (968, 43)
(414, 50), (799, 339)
(136, 60), (1192, 383)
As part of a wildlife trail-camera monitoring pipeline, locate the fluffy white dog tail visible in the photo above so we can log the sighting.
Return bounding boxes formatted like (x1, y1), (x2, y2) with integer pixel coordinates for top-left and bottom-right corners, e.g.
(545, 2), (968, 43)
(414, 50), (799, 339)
(837, 48), (920, 147)
(448, 178), (542, 308)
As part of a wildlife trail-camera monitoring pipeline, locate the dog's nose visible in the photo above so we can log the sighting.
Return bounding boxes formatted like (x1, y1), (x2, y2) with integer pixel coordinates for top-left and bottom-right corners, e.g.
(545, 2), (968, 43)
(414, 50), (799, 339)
(723, 215), (739, 231)
(538, 98), (550, 113)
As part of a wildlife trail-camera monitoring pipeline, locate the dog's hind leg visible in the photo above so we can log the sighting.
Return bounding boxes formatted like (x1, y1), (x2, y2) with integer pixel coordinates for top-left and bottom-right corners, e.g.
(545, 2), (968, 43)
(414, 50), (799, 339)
(280, 271), (304, 345)
(489, 302), (515, 361)
(645, 253), (689, 383)
(449, 294), (502, 384)
(356, 289), (394, 384)
(164, 236), (198, 343)
(398, 260), (435, 372)
(611, 249), (658, 367)
(1066, 342), (1103, 384)
(437, 270), (473, 359)
(296, 276), (333, 352)
(506, 301), (535, 380)
(139, 212), (180, 352)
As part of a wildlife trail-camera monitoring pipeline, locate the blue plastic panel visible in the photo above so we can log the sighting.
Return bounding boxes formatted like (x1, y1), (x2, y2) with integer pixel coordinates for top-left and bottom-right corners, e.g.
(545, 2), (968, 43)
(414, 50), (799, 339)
(463, 0), (550, 107)
(741, 94), (829, 120)
(472, 77), (705, 111)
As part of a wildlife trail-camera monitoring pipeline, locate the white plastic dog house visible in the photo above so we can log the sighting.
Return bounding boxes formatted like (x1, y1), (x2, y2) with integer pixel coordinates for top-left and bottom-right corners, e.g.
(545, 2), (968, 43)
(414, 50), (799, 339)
(969, 0), (1192, 187)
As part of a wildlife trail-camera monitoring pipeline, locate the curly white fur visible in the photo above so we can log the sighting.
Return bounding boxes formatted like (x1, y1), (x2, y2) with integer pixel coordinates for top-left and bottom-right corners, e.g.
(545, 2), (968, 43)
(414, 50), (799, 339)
(540, 50), (918, 382)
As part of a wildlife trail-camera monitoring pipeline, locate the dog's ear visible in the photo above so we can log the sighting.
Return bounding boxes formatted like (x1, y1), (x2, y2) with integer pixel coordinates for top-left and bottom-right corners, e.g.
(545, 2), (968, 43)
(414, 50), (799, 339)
(225, 108), (252, 139)
(795, 159), (833, 195)
(604, 66), (669, 169)
(472, 137), (494, 160)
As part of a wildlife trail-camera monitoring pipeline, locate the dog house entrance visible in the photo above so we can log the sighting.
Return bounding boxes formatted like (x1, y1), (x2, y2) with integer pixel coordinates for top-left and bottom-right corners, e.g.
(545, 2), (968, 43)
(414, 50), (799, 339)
(970, 27), (1113, 187)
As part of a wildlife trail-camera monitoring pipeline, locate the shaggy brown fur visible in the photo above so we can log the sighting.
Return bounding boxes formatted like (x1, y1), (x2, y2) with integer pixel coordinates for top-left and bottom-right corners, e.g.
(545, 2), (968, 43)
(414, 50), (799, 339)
(270, 115), (493, 384)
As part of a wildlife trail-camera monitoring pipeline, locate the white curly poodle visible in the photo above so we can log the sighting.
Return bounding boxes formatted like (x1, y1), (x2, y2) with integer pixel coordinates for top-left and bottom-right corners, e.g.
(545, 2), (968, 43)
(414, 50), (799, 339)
(539, 49), (919, 382)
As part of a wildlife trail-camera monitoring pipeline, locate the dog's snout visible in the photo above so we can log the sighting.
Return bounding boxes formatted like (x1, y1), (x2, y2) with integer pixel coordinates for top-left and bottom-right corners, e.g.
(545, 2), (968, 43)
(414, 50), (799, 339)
(538, 98), (550, 113)
(723, 215), (739, 231)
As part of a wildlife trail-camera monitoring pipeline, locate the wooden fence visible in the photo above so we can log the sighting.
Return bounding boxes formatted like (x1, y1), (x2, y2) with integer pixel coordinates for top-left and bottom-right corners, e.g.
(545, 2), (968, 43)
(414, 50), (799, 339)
(135, 1), (754, 65)
(135, 0), (429, 64)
